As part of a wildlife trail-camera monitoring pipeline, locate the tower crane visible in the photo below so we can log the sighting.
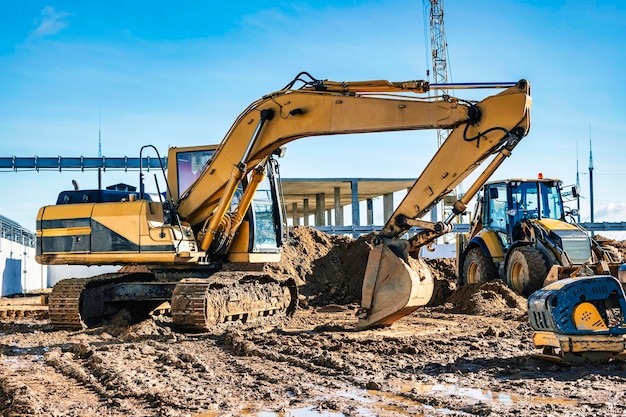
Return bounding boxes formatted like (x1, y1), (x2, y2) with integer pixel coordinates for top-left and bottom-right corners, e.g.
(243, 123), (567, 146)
(425, 0), (451, 147)
(424, 0), (458, 231)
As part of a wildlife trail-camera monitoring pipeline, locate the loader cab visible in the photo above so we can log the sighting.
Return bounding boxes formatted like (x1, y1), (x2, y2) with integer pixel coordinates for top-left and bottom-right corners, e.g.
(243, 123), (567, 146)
(482, 178), (566, 250)
(507, 179), (565, 224)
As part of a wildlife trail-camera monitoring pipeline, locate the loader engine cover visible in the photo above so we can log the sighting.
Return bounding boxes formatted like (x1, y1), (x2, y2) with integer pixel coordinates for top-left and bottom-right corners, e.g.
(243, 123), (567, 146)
(528, 275), (626, 335)
(548, 228), (592, 265)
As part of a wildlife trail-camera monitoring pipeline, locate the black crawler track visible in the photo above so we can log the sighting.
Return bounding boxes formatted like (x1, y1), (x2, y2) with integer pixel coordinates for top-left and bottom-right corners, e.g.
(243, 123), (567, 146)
(48, 271), (297, 331)
(171, 272), (298, 331)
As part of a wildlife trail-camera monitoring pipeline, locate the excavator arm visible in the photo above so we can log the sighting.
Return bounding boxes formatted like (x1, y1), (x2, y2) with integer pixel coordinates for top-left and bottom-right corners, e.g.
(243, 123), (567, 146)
(176, 75), (530, 238)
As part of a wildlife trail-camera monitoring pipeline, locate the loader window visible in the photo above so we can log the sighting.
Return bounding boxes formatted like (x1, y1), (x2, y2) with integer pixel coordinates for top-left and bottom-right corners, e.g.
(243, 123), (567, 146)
(511, 182), (539, 221)
(486, 184), (507, 231)
(539, 182), (564, 220)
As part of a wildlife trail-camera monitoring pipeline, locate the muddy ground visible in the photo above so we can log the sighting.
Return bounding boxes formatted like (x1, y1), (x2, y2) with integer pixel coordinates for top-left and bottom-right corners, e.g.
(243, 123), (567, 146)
(1, 227), (626, 417)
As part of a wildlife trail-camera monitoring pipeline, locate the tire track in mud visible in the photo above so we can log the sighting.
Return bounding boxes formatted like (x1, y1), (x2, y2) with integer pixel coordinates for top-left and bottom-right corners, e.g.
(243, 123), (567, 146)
(216, 308), (553, 416)
(3, 293), (626, 416)
(217, 312), (477, 414)
(41, 325), (246, 415)
(219, 329), (377, 414)
(0, 352), (105, 416)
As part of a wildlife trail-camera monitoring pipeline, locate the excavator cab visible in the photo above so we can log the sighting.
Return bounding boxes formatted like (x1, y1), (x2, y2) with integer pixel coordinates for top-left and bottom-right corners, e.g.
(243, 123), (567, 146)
(166, 144), (285, 262)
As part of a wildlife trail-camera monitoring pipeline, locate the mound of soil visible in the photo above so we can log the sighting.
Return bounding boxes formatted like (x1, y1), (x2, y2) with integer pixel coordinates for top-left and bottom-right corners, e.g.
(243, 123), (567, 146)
(595, 234), (626, 261)
(268, 226), (478, 310)
(265, 227), (370, 306)
(443, 280), (528, 319)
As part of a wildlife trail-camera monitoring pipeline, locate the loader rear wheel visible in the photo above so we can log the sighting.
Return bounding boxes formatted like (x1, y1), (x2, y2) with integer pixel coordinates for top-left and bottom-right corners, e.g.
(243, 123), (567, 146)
(462, 247), (497, 285)
(506, 246), (547, 296)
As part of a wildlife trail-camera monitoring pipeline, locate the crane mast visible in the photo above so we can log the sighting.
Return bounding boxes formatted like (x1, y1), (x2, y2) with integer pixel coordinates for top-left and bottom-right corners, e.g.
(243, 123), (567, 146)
(426, 0), (451, 147)
(425, 0), (454, 229)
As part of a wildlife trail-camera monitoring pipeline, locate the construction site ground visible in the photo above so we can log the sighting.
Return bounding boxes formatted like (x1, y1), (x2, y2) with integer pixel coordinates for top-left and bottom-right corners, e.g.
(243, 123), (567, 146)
(1, 226), (626, 417)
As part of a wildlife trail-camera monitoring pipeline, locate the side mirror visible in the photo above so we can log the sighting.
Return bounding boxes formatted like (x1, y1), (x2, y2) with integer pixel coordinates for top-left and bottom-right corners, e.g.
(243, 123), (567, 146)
(561, 184), (579, 202)
(273, 146), (287, 158)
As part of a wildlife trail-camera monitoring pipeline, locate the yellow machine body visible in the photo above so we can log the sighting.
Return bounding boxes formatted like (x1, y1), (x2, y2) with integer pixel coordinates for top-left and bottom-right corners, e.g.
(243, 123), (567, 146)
(36, 74), (532, 330)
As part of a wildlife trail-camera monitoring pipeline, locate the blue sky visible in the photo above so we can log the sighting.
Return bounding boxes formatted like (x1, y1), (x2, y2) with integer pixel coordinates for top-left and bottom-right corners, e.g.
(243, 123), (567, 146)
(1, 0), (625, 238)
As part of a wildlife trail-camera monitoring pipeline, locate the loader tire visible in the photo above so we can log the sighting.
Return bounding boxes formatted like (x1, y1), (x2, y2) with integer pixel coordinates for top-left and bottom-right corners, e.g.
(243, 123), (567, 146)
(462, 247), (498, 285)
(506, 246), (547, 296)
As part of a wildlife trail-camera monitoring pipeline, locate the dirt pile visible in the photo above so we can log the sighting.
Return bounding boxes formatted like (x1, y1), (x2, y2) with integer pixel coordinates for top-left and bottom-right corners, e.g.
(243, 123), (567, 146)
(265, 227), (370, 306)
(267, 226), (512, 316)
(596, 234), (626, 261)
(442, 281), (527, 319)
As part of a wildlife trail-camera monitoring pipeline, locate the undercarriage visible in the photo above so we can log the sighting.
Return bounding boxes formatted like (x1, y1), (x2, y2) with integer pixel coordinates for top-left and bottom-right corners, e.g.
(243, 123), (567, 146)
(48, 271), (298, 331)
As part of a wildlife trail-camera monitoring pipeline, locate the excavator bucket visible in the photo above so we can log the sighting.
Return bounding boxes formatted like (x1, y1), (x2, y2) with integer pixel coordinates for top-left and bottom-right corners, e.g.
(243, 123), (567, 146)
(357, 243), (433, 329)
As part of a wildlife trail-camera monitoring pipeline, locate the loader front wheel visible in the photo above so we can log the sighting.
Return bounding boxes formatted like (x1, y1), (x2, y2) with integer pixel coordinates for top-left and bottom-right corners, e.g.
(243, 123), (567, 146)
(506, 246), (547, 296)
(462, 247), (497, 285)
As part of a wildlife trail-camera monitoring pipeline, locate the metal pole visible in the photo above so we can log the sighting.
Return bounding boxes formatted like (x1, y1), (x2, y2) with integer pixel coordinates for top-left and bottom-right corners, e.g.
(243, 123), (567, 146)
(589, 126), (594, 232)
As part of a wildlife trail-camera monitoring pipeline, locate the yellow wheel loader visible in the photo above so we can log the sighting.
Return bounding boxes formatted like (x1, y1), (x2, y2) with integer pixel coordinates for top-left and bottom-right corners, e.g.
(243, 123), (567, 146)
(36, 73), (532, 331)
(457, 177), (623, 296)
(457, 177), (626, 363)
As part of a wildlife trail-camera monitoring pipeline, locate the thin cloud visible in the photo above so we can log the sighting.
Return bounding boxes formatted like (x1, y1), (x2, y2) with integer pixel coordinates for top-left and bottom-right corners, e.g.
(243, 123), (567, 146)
(32, 6), (71, 38)
(595, 202), (626, 222)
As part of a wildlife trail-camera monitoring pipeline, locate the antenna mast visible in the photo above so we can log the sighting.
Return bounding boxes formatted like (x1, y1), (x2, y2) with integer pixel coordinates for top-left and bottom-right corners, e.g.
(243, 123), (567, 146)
(588, 123), (594, 226)
(98, 112), (102, 190)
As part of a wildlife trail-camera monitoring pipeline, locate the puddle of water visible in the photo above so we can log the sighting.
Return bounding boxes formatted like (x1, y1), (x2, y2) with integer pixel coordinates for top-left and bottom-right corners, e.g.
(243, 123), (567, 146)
(261, 407), (344, 417)
(193, 378), (578, 417)
(194, 407), (344, 417)
(392, 381), (579, 406)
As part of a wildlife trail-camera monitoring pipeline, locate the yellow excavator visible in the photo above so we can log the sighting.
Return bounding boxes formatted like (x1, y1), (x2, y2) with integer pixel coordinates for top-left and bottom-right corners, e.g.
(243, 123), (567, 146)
(36, 72), (532, 331)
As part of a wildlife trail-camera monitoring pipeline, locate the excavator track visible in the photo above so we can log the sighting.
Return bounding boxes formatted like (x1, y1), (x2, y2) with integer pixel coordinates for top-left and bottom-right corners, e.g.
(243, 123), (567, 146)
(48, 272), (156, 330)
(171, 272), (297, 331)
(48, 278), (89, 329)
